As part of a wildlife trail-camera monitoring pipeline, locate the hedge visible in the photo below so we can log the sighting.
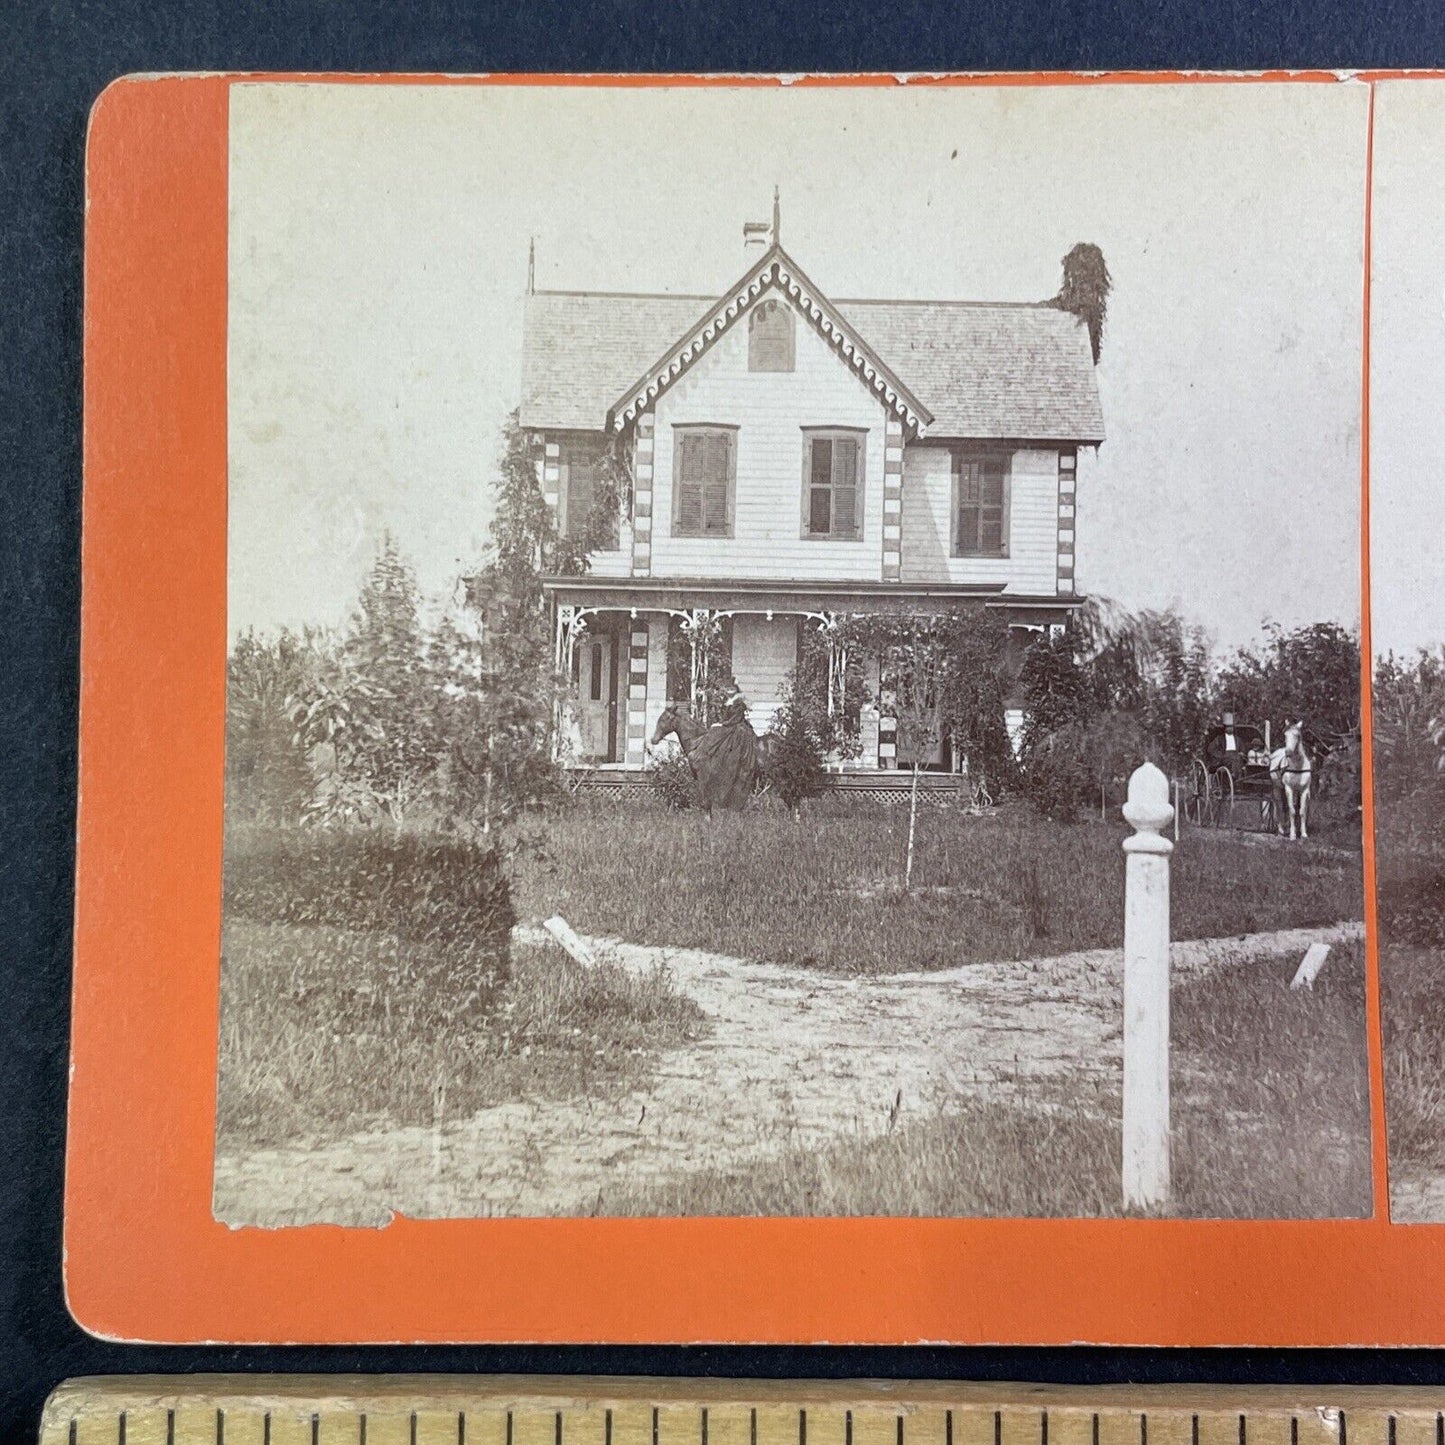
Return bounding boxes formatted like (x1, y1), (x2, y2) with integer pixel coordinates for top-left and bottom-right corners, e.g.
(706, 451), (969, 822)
(223, 827), (515, 1024)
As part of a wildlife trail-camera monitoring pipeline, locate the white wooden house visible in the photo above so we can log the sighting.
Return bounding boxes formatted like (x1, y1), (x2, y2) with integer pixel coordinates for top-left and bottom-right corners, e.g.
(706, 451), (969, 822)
(523, 211), (1105, 784)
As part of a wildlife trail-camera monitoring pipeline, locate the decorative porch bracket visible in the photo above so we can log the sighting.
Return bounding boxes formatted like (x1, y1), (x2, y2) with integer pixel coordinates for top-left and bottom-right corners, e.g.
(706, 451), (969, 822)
(801, 610), (852, 718)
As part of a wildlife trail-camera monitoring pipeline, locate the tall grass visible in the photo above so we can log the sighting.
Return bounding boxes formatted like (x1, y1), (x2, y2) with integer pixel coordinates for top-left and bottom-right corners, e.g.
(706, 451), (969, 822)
(1383, 943), (1445, 1166)
(509, 802), (1362, 974)
(597, 942), (1371, 1219)
(1376, 808), (1445, 1174)
(217, 922), (705, 1149)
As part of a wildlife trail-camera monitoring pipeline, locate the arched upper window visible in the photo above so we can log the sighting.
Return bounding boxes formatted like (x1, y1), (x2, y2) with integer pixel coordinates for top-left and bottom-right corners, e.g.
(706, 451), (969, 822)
(748, 297), (795, 372)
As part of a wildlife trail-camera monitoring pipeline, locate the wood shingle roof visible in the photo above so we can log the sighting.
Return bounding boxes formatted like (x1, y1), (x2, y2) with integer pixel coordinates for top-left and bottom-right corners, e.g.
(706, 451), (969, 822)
(520, 277), (1105, 444)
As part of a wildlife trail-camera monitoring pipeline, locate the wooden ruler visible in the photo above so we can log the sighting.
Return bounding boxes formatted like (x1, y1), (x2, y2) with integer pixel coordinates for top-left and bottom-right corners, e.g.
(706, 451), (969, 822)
(40, 1379), (1445, 1445)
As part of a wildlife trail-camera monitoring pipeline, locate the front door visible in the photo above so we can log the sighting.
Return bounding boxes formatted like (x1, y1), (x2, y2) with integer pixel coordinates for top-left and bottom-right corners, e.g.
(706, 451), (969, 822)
(575, 633), (616, 761)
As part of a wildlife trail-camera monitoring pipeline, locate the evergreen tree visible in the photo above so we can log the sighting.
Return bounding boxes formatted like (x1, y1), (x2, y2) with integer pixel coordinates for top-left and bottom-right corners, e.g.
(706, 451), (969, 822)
(342, 532), (433, 821)
(470, 412), (568, 817)
(226, 626), (322, 823)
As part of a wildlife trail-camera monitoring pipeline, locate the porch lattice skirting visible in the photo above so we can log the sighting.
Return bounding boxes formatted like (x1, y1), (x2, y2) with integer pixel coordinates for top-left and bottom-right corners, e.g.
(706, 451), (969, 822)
(566, 767), (972, 806)
(626, 620), (650, 765)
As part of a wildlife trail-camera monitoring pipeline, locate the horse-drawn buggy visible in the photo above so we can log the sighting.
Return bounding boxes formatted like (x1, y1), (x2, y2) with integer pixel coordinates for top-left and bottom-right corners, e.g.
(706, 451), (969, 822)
(1183, 712), (1358, 839)
(1184, 714), (1278, 830)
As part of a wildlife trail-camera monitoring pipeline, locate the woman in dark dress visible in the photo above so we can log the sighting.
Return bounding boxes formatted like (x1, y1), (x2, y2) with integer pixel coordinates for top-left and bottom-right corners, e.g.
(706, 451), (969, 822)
(686, 692), (758, 811)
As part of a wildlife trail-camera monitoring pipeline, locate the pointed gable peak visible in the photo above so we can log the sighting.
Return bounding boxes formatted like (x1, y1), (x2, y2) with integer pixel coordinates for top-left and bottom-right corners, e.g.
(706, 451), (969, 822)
(607, 243), (934, 435)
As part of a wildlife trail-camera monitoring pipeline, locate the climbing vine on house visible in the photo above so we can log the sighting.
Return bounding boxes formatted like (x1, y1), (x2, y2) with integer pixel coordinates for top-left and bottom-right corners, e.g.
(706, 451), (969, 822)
(664, 611), (740, 726)
(552, 432), (634, 574)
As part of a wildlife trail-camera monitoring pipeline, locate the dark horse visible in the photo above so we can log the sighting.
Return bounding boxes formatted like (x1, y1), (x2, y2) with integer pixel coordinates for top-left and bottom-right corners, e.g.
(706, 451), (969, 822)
(651, 703), (774, 813)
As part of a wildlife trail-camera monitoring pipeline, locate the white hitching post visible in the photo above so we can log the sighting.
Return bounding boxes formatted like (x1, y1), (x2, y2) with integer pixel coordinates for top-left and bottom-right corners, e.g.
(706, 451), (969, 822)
(1122, 761), (1175, 1211)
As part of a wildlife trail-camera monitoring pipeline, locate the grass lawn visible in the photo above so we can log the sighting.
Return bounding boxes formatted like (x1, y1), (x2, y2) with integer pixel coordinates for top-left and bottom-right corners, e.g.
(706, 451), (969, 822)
(1383, 940), (1445, 1168)
(216, 810), (1369, 1217)
(595, 940), (1372, 1219)
(509, 801), (1363, 974)
(1376, 811), (1445, 1188)
(217, 919), (706, 1149)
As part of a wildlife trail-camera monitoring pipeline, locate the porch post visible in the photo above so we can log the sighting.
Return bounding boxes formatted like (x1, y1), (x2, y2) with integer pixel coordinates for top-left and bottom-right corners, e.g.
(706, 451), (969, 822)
(625, 615), (650, 766)
(632, 414), (655, 578)
(877, 653), (898, 768)
(882, 417), (904, 582)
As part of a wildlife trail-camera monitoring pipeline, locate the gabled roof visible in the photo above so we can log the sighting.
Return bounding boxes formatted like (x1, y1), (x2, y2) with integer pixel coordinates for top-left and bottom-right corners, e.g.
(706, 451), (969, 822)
(607, 245), (933, 435)
(520, 255), (1105, 444)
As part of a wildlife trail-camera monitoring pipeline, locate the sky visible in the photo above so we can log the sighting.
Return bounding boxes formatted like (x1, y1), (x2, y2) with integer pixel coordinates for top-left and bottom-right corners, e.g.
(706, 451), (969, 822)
(1369, 81), (1445, 660)
(229, 79), (1372, 653)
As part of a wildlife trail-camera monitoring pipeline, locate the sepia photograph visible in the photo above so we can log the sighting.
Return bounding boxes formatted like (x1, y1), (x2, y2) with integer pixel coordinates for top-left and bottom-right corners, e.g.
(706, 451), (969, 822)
(213, 79), (1370, 1227)
(1368, 80), (1445, 1224)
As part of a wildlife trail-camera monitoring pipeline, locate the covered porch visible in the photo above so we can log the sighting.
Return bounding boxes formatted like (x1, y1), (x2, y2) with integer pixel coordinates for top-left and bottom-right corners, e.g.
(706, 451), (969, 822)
(541, 576), (1077, 774)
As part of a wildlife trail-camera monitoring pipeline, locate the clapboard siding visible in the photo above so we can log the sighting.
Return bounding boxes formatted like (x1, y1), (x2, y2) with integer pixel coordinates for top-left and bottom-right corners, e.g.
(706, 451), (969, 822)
(899, 445), (1060, 592)
(586, 525), (633, 577)
(731, 615), (797, 734)
(650, 297), (889, 580)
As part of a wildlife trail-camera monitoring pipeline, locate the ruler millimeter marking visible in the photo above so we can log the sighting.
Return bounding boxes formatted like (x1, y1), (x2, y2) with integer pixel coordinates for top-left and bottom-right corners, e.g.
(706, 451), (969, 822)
(42, 1380), (1445, 1445)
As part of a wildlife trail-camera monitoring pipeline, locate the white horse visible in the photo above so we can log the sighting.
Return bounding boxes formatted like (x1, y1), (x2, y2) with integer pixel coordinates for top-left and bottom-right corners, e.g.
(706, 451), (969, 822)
(1269, 720), (1313, 841)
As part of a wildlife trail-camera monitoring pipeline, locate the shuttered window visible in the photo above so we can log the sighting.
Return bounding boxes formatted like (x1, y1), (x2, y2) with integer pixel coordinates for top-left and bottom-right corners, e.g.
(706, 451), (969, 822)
(953, 449), (1011, 557)
(802, 430), (864, 539)
(748, 298), (794, 372)
(672, 427), (736, 538)
(560, 440), (616, 547)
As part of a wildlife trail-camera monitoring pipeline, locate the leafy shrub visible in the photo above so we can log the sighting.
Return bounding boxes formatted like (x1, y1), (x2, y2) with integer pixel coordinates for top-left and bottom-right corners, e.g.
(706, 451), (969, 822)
(1379, 864), (1445, 949)
(223, 826), (515, 1023)
(764, 698), (830, 813)
(1021, 740), (1092, 823)
(648, 750), (699, 811)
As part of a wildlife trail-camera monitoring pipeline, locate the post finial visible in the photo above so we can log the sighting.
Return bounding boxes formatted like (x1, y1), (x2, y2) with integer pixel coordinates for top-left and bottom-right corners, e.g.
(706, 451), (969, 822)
(1123, 761), (1174, 854)
(773, 185), (781, 245)
(527, 237), (535, 294)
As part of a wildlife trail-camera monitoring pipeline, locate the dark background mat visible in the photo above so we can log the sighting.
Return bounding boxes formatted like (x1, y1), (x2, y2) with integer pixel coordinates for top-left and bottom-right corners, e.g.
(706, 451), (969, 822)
(6, 4), (1445, 1444)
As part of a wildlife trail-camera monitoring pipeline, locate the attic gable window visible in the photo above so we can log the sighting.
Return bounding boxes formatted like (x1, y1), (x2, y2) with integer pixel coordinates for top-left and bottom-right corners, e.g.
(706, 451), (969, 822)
(748, 297), (794, 372)
(672, 426), (736, 538)
(802, 429), (865, 540)
(953, 448), (1012, 557)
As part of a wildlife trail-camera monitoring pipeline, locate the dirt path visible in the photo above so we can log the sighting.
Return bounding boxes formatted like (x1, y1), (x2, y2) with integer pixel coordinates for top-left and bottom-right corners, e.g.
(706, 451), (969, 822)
(213, 921), (1363, 1226)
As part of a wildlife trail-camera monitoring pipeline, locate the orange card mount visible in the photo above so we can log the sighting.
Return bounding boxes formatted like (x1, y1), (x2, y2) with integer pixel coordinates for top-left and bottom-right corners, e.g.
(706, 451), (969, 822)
(68, 68), (1438, 1345)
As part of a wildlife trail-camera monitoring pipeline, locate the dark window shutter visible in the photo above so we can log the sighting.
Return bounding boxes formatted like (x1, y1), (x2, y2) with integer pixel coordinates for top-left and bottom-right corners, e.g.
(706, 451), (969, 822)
(562, 443), (613, 545)
(981, 457), (1006, 554)
(701, 433), (731, 535)
(956, 454), (1008, 555)
(831, 436), (858, 536)
(676, 433), (704, 534)
(807, 437), (831, 535)
(957, 458), (981, 552)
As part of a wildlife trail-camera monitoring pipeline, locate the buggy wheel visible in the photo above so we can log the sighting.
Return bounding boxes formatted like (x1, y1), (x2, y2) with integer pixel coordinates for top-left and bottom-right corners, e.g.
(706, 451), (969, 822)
(1185, 759), (1213, 826)
(1212, 766), (1235, 827)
